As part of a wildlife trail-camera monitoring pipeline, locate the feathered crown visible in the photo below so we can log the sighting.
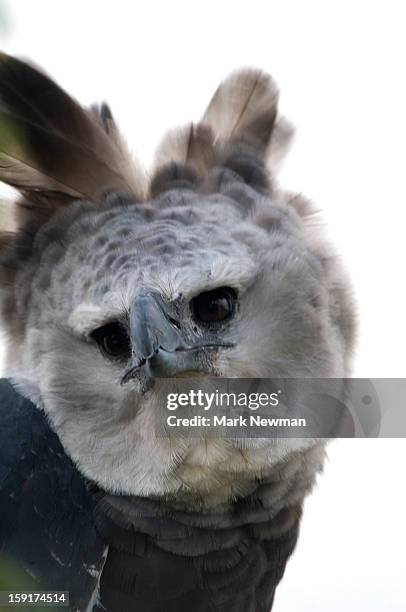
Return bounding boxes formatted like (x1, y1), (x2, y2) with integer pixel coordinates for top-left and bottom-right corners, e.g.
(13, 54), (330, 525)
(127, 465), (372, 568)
(0, 52), (293, 233)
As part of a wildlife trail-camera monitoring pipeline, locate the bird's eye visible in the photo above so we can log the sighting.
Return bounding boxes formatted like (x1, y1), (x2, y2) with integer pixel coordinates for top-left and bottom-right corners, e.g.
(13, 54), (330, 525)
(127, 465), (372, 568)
(91, 322), (131, 361)
(191, 287), (237, 324)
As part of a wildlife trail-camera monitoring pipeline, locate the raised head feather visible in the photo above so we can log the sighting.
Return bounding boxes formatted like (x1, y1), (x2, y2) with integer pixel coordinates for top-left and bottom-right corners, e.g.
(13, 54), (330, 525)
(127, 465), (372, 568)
(151, 68), (292, 196)
(202, 68), (279, 148)
(153, 123), (214, 178)
(0, 53), (145, 206)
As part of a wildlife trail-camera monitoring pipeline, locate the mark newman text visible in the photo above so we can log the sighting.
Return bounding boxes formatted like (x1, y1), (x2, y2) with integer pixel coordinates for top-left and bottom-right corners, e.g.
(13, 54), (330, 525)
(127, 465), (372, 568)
(166, 415), (307, 428)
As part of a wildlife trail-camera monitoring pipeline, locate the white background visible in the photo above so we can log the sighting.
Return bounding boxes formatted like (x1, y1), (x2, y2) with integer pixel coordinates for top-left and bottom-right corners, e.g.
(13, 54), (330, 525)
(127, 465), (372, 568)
(0, 1), (405, 610)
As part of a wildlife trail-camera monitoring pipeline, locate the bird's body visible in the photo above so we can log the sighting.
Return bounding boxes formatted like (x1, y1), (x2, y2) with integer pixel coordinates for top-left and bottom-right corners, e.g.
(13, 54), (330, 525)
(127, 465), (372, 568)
(0, 378), (322, 611)
(0, 53), (355, 610)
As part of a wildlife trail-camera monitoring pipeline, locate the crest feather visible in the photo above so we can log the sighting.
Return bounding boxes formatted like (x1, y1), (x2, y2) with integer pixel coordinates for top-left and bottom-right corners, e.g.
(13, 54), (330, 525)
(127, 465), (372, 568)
(151, 68), (293, 196)
(0, 52), (145, 227)
(202, 68), (279, 147)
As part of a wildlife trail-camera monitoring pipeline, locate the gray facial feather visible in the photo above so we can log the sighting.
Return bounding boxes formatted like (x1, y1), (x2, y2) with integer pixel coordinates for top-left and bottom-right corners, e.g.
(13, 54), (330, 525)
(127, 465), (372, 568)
(3, 187), (354, 505)
(0, 59), (355, 509)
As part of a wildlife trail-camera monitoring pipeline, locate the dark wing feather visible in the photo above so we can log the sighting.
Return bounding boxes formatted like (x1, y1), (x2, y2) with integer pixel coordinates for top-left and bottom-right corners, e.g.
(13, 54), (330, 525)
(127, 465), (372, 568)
(0, 379), (106, 610)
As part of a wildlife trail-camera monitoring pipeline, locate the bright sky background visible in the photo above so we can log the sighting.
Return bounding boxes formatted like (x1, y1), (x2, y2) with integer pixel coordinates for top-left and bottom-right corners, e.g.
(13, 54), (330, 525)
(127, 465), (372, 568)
(0, 1), (405, 610)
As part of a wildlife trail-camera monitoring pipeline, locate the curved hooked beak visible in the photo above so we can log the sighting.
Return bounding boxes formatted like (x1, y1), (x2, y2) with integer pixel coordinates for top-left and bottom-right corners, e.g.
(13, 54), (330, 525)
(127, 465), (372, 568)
(121, 294), (233, 386)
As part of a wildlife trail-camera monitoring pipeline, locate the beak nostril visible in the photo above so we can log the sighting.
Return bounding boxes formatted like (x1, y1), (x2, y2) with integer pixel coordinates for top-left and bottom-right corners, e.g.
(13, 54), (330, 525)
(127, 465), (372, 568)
(168, 316), (181, 330)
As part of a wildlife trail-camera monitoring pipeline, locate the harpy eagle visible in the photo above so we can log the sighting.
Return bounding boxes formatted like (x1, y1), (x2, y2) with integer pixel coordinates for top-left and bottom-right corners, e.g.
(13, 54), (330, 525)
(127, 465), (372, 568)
(0, 53), (355, 611)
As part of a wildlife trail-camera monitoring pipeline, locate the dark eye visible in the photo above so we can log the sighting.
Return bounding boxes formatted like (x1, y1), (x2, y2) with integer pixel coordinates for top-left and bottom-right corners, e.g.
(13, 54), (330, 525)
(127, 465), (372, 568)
(91, 321), (131, 361)
(191, 287), (237, 324)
